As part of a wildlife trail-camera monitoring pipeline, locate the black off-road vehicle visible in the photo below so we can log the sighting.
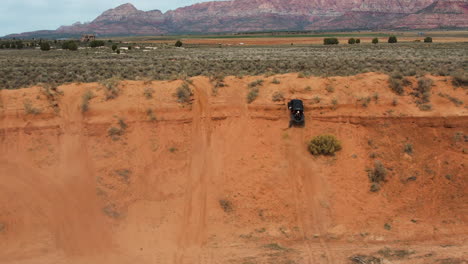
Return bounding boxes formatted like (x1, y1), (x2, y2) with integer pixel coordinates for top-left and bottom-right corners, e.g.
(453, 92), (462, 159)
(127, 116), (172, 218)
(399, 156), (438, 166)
(287, 99), (305, 127)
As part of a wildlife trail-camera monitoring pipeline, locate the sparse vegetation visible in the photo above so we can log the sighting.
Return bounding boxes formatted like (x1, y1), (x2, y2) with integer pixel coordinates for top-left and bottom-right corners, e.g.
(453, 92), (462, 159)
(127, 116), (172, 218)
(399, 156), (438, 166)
(358, 97), (371, 107)
(377, 248), (414, 259)
(263, 243), (289, 251)
(348, 38), (356, 44)
(175, 40), (183, 47)
(413, 77), (433, 104)
(372, 38), (379, 44)
(271, 78), (280, 84)
(350, 255), (382, 264)
(308, 134), (342, 156)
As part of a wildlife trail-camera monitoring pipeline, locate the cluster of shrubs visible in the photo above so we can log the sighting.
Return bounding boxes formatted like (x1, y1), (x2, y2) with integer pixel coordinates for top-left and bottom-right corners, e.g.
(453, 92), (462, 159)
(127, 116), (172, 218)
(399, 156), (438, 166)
(324, 38), (339, 45)
(348, 38), (361, 44)
(0, 40), (25, 49)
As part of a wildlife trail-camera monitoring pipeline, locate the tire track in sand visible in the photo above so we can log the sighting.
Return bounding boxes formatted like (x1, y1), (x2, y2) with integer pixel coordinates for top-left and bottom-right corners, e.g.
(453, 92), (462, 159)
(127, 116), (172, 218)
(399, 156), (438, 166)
(176, 81), (213, 264)
(286, 127), (334, 264)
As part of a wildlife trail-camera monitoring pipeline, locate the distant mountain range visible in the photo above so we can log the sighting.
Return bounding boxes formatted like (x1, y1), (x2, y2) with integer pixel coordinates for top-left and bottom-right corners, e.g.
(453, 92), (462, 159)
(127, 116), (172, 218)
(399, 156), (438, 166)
(5, 0), (468, 38)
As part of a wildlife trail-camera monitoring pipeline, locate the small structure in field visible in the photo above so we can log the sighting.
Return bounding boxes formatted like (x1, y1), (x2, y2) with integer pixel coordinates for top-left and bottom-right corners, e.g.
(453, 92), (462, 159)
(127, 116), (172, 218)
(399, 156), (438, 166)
(80, 34), (96, 42)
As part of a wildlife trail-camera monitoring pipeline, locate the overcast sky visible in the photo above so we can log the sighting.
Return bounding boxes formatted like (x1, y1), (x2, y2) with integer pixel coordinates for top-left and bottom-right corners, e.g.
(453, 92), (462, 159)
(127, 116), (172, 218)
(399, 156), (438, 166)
(0, 0), (212, 36)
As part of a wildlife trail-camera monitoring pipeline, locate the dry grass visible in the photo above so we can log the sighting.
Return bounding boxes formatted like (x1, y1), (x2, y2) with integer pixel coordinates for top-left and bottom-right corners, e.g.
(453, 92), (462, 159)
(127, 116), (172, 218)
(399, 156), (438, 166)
(0, 43), (465, 90)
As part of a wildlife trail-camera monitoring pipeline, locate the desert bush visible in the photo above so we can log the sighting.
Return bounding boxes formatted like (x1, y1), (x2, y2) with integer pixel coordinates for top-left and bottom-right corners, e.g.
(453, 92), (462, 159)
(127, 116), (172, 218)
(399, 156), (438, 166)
(424, 37), (433, 43)
(219, 199), (233, 212)
(40, 42), (50, 51)
(89, 40), (105, 48)
(146, 108), (156, 121)
(175, 83), (192, 103)
(62, 41), (78, 51)
(175, 40), (183, 47)
(348, 38), (356, 44)
(108, 118), (127, 139)
(451, 71), (468, 87)
(100, 77), (121, 100)
(389, 76), (404, 94)
(143, 87), (154, 99)
(247, 86), (259, 103)
(248, 79), (264, 88)
(355, 39), (361, 44)
(325, 84), (335, 93)
(438, 93), (463, 106)
(81, 90), (94, 113)
(24, 100), (41, 115)
(403, 143), (413, 154)
(413, 77), (433, 104)
(372, 38), (379, 44)
(418, 104), (432, 111)
(308, 134), (342, 156)
(388, 36), (398, 43)
(367, 160), (387, 191)
(324, 38), (339, 45)
(112, 44), (118, 51)
(358, 97), (371, 107)
(271, 91), (284, 102)
(271, 78), (280, 84)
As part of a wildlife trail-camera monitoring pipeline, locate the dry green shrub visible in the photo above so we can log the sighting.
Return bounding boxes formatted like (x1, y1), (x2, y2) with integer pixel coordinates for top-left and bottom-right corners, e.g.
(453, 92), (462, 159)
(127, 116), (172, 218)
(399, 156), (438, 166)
(271, 78), (280, 84)
(108, 118), (127, 140)
(358, 97), (371, 107)
(247, 79), (263, 103)
(308, 134), (342, 156)
(272, 91), (284, 102)
(175, 83), (192, 103)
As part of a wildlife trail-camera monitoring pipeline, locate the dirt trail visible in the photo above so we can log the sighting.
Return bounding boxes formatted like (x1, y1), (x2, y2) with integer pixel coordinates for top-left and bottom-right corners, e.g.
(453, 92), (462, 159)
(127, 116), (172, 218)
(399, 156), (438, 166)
(0, 73), (467, 264)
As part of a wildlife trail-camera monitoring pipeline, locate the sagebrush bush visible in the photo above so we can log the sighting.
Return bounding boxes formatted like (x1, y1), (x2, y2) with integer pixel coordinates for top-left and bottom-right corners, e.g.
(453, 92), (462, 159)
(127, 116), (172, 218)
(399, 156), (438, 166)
(24, 100), (41, 115)
(100, 77), (121, 100)
(367, 160), (387, 192)
(143, 87), (154, 99)
(271, 91), (284, 102)
(388, 36), (398, 43)
(308, 134), (342, 156)
(81, 90), (94, 113)
(324, 38), (339, 45)
(175, 83), (192, 103)
(424, 37), (433, 43)
(389, 76), (404, 95)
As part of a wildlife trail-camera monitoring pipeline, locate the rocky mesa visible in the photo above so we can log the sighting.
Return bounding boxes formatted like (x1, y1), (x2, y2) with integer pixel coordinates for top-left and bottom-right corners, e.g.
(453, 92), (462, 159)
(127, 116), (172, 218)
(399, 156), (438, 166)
(4, 0), (468, 38)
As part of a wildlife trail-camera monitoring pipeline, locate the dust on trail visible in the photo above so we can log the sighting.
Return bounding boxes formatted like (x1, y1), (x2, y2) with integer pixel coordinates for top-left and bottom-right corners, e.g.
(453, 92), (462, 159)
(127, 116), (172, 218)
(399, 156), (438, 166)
(176, 79), (215, 264)
(0, 73), (467, 264)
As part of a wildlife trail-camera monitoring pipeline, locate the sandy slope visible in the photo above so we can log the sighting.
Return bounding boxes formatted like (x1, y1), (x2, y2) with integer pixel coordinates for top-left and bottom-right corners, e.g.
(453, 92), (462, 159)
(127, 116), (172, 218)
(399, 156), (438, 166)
(0, 73), (467, 264)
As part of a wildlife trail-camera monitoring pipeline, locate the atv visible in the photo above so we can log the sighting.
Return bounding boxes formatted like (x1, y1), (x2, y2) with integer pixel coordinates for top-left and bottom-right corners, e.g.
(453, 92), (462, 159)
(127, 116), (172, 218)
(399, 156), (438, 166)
(287, 99), (305, 127)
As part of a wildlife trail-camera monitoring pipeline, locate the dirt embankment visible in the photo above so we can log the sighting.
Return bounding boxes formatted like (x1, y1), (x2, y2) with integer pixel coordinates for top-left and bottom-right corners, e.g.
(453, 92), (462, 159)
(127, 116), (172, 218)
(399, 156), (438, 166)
(0, 73), (467, 264)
